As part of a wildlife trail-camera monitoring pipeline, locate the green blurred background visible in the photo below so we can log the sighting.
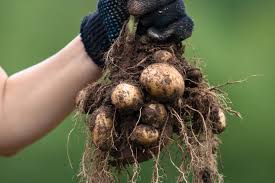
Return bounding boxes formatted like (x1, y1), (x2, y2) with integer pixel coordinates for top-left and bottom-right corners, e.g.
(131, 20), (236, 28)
(0, 0), (274, 182)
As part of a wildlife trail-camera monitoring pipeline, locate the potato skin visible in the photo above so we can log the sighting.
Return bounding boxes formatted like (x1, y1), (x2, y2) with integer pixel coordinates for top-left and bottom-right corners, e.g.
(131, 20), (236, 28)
(141, 103), (168, 128)
(90, 106), (114, 151)
(186, 68), (203, 88)
(140, 63), (185, 102)
(111, 83), (144, 111)
(153, 50), (173, 63)
(211, 108), (227, 134)
(131, 125), (159, 146)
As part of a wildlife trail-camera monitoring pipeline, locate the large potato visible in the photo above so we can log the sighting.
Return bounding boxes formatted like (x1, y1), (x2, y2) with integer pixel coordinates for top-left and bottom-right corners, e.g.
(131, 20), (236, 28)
(90, 106), (114, 150)
(140, 63), (185, 102)
(111, 83), (143, 110)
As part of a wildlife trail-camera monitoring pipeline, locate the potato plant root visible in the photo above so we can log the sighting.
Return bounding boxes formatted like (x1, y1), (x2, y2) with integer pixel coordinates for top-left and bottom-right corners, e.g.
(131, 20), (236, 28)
(76, 22), (237, 183)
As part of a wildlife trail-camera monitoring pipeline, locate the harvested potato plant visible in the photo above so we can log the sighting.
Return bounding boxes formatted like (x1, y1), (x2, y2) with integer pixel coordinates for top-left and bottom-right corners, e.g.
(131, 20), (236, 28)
(77, 17), (237, 183)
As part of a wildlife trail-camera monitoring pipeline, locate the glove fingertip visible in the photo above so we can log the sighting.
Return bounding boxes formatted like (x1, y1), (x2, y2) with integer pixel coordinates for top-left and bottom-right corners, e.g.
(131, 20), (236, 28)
(128, 0), (176, 16)
(179, 15), (194, 39)
(146, 15), (194, 43)
(128, 0), (147, 16)
(183, 15), (194, 30)
(147, 27), (174, 42)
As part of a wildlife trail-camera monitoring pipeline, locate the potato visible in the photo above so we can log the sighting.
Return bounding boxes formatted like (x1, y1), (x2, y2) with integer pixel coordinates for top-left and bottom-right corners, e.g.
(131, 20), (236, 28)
(130, 125), (159, 146)
(140, 63), (185, 102)
(186, 68), (203, 87)
(111, 83), (143, 110)
(75, 84), (95, 114)
(90, 106), (114, 150)
(153, 50), (173, 63)
(141, 103), (168, 128)
(212, 108), (227, 134)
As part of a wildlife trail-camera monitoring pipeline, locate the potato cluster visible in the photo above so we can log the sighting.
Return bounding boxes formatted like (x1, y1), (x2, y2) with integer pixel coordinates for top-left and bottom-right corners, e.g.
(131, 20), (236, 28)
(77, 34), (232, 182)
(88, 50), (226, 154)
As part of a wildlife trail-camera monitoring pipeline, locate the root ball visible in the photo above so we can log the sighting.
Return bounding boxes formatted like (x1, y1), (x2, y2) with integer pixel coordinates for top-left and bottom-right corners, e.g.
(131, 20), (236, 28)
(130, 124), (159, 146)
(90, 106), (114, 151)
(77, 22), (234, 183)
(141, 103), (168, 128)
(140, 63), (185, 102)
(111, 83), (143, 111)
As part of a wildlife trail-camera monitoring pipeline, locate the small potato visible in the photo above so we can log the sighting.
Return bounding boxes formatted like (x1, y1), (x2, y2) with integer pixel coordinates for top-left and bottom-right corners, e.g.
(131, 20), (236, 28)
(140, 63), (185, 102)
(153, 50), (173, 63)
(90, 106), (114, 150)
(212, 108), (227, 134)
(131, 125), (159, 146)
(111, 83), (143, 110)
(141, 103), (168, 128)
(76, 84), (96, 114)
(185, 68), (203, 88)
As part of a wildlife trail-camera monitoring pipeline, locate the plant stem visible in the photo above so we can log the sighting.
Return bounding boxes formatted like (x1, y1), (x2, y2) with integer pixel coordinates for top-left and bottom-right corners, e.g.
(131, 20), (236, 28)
(127, 15), (138, 41)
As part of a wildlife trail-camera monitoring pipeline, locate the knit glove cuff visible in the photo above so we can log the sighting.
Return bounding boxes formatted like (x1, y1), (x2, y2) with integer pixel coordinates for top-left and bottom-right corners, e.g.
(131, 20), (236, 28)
(80, 12), (110, 68)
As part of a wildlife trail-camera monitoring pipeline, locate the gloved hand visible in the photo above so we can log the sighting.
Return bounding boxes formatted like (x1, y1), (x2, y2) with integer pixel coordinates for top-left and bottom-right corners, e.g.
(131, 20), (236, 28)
(80, 0), (194, 68)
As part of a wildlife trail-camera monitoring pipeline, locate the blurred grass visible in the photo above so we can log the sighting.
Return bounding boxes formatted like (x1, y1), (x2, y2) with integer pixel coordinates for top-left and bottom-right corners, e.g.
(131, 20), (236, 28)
(0, 0), (274, 182)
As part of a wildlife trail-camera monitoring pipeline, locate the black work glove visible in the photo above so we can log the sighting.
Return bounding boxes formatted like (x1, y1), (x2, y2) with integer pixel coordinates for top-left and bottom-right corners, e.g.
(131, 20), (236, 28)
(80, 0), (194, 68)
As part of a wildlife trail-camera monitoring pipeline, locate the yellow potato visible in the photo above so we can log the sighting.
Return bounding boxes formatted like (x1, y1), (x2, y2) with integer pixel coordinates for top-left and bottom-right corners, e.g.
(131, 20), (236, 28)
(153, 50), (173, 63)
(212, 108), (227, 134)
(90, 106), (113, 150)
(111, 83), (143, 110)
(131, 125), (159, 146)
(140, 63), (185, 102)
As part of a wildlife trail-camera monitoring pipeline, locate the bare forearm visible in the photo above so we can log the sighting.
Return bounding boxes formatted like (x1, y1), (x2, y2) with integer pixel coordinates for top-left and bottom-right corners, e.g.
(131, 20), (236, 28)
(0, 36), (101, 155)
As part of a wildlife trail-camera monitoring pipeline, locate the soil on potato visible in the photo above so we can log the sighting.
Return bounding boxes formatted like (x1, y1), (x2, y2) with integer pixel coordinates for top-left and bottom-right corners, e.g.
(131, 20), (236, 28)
(76, 25), (233, 183)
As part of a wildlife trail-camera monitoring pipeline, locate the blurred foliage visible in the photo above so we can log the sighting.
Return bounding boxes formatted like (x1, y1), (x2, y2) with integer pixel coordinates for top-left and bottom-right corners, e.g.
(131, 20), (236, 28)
(0, 0), (274, 182)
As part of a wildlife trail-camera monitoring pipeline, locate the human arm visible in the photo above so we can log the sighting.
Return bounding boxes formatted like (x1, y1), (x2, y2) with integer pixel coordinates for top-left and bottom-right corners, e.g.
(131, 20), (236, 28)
(0, 36), (101, 156)
(0, 0), (194, 157)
